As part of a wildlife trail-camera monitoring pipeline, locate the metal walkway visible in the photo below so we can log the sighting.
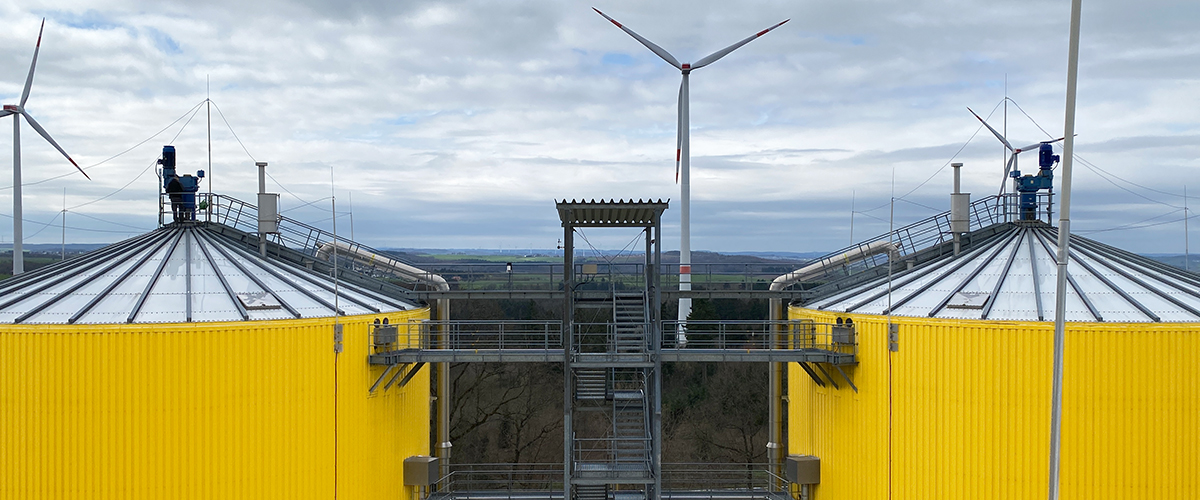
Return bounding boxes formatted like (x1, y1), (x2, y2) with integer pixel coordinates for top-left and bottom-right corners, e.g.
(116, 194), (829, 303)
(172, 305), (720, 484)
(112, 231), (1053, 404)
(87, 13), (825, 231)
(424, 463), (792, 500)
(368, 319), (857, 365)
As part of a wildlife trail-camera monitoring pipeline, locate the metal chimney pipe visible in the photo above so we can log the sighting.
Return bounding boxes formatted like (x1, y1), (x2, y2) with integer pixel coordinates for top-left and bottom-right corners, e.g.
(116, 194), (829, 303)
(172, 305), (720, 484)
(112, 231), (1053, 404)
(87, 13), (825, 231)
(256, 161), (270, 257)
(256, 162), (268, 194)
(950, 163), (967, 256)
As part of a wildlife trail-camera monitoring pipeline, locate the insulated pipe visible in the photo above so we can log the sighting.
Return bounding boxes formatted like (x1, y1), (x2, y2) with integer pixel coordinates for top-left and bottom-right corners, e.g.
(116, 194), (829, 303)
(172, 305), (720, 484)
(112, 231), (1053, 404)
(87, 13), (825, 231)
(315, 241), (452, 478)
(315, 241), (450, 292)
(769, 239), (899, 293)
(767, 239), (898, 487)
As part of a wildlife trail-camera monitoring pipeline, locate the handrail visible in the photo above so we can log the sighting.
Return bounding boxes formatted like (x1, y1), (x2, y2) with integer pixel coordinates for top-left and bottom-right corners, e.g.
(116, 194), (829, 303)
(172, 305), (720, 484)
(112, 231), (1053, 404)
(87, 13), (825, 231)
(376, 319), (854, 359)
(432, 463), (790, 495)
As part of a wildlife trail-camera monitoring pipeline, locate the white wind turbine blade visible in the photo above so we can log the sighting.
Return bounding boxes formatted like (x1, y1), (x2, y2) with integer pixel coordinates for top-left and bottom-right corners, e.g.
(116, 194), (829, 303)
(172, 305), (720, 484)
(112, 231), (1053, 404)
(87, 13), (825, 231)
(20, 19), (46, 108)
(996, 154), (1019, 195)
(1003, 153), (1017, 178)
(1016, 136), (1067, 153)
(0, 109), (14, 119)
(676, 79), (684, 183)
(968, 107), (1013, 151)
(593, 8), (682, 69)
(692, 19), (789, 70)
(21, 111), (90, 180)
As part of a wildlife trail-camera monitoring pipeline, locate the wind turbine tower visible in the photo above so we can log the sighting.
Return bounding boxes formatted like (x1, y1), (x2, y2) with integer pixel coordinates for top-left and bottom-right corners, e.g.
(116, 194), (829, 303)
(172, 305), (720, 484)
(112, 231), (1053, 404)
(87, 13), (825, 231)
(1, 19), (89, 275)
(594, 9), (787, 340)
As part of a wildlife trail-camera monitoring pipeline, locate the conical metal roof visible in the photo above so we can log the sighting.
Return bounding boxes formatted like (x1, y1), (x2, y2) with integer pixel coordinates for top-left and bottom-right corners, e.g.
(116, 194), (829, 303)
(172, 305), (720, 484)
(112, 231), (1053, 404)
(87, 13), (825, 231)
(0, 223), (420, 324)
(803, 222), (1200, 323)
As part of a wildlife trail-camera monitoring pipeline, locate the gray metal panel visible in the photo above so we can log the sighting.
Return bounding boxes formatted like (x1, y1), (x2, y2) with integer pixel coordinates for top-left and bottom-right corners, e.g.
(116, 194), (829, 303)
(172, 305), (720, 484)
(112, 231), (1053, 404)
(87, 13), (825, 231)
(0, 223), (418, 325)
(800, 223), (1200, 323)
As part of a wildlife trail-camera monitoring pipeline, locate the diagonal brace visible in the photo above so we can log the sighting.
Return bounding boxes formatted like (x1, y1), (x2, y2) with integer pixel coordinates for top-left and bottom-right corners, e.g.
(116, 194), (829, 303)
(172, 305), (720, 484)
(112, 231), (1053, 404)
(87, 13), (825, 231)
(814, 363), (840, 390)
(833, 364), (858, 393)
(370, 363), (398, 393)
(796, 362), (825, 387)
(383, 363), (411, 391)
(396, 362), (426, 389)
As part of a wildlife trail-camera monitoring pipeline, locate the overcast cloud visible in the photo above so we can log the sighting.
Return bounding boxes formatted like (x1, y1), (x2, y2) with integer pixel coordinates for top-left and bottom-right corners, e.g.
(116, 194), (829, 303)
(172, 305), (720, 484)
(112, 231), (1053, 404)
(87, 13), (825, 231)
(0, 0), (1197, 254)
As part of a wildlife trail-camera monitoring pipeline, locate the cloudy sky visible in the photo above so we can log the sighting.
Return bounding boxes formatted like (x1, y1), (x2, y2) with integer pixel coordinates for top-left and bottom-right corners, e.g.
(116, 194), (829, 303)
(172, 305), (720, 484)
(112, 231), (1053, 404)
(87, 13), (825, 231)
(0, 0), (1197, 254)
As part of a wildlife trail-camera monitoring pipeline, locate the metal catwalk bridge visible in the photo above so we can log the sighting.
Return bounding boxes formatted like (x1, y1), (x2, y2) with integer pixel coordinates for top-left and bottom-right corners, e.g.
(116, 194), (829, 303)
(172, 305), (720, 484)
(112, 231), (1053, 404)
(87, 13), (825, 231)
(190, 194), (1015, 499)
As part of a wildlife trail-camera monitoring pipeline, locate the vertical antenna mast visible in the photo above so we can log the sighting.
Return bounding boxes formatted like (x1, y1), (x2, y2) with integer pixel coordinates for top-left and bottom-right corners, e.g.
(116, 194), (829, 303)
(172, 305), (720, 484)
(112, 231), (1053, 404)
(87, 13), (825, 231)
(60, 185), (65, 258)
(1049, 0), (1084, 498)
(1004, 75), (1009, 197)
(207, 76), (212, 198)
(331, 166), (339, 314)
(850, 190), (856, 244)
(1186, 185), (1190, 271)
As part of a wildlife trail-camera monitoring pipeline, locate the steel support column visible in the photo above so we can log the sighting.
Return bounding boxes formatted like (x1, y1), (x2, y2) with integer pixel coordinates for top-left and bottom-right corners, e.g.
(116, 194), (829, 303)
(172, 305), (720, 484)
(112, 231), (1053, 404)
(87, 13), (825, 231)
(562, 215), (575, 499)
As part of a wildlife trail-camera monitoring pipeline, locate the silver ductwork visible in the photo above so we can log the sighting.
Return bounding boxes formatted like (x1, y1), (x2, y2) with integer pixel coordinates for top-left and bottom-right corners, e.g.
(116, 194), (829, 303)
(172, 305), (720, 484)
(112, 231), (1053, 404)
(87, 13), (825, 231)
(315, 241), (449, 292)
(769, 239), (899, 293)
(315, 240), (452, 476)
(766, 237), (897, 486)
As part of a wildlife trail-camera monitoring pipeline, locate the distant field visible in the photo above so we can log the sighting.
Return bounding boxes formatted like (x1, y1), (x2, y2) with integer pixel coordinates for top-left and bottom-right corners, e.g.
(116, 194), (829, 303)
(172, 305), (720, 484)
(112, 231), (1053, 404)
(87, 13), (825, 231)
(421, 254), (560, 263)
(0, 255), (64, 280)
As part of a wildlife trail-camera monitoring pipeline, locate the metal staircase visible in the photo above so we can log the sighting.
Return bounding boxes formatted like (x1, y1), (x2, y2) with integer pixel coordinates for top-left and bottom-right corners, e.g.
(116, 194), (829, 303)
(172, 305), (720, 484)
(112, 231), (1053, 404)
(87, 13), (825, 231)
(576, 368), (608, 400)
(612, 389), (649, 469)
(569, 292), (654, 493)
(613, 293), (647, 354)
(559, 200), (666, 500)
(574, 484), (608, 500)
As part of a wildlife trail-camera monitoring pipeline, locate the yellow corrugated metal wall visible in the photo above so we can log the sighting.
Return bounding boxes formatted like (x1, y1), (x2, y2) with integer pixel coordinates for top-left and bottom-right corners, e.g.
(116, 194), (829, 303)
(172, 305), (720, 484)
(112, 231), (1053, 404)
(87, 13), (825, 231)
(0, 308), (430, 500)
(788, 306), (1200, 500)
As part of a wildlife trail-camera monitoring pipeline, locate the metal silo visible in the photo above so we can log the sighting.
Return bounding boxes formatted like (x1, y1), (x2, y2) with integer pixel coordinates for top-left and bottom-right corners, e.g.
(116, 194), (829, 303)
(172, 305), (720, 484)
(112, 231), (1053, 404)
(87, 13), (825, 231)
(0, 212), (433, 499)
(786, 217), (1200, 499)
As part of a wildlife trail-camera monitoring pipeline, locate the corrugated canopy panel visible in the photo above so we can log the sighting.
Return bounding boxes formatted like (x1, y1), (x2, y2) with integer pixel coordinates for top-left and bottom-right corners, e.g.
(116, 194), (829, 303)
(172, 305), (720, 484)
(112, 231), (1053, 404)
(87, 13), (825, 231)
(0, 224), (419, 324)
(803, 222), (1200, 323)
(557, 199), (669, 227)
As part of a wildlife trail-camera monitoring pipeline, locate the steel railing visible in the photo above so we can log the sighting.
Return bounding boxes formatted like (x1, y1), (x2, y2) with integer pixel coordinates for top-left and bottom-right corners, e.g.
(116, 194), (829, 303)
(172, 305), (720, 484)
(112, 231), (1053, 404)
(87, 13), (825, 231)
(162, 192), (1047, 294)
(372, 320), (854, 357)
(663, 320), (856, 356)
(373, 320), (564, 354)
(573, 437), (653, 474)
(432, 463), (564, 493)
(661, 463), (790, 494)
(429, 463), (789, 495)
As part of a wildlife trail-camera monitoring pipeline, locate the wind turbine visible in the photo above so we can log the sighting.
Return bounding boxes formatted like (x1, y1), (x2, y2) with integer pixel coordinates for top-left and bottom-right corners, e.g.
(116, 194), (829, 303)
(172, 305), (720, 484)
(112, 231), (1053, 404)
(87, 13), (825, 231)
(968, 107), (1063, 195)
(1, 19), (89, 275)
(594, 9), (787, 342)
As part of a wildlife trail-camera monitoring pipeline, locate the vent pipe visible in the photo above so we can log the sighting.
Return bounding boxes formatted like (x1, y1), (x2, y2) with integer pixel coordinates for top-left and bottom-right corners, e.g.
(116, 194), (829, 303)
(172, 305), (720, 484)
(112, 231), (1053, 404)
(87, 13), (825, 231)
(950, 163), (969, 256)
(256, 161), (279, 257)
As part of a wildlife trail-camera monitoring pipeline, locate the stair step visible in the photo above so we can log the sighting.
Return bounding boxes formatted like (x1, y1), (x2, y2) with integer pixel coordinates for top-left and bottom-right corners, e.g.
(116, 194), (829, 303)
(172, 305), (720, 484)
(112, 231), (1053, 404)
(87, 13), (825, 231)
(575, 484), (607, 500)
(576, 368), (609, 400)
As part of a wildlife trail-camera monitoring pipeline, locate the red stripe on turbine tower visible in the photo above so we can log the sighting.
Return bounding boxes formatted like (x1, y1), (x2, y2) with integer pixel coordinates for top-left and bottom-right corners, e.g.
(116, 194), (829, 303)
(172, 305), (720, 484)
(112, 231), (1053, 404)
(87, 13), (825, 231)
(679, 265), (691, 274)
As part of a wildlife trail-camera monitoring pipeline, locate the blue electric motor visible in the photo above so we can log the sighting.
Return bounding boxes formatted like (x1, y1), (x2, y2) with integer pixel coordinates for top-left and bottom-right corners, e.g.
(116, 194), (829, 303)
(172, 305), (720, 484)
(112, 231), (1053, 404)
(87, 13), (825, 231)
(1010, 143), (1060, 220)
(159, 145), (205, 222)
